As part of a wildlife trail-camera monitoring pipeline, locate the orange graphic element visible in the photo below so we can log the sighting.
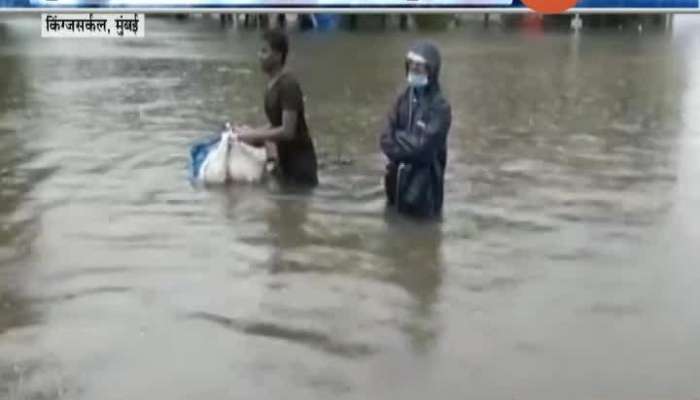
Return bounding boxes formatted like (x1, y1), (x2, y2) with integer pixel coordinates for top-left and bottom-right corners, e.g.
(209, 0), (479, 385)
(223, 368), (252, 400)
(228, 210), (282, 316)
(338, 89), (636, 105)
(522, 0), (577, 13)
(521, 13), (543, 33)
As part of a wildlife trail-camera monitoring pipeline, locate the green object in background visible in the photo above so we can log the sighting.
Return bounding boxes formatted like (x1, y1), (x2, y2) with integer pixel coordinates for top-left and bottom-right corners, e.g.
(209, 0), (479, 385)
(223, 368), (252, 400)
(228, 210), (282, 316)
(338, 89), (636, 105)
(414, 14), (452, 31)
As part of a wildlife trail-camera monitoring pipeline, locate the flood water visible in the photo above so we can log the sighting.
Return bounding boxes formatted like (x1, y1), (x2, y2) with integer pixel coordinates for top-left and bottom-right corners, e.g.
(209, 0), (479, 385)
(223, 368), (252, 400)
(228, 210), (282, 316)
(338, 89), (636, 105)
(2, 14), (700, 399)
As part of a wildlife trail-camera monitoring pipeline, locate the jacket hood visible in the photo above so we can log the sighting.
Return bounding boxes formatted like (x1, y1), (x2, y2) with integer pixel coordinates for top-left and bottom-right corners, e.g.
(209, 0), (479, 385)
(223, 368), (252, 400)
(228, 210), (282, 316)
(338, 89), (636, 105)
(405, 41), (442, 91)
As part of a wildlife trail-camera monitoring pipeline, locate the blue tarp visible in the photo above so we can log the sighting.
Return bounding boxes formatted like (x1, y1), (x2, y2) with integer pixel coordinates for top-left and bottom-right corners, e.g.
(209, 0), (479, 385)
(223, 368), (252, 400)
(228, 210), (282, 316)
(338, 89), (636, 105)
(0, 0), (31, 6)
(313, 14), (341, 30)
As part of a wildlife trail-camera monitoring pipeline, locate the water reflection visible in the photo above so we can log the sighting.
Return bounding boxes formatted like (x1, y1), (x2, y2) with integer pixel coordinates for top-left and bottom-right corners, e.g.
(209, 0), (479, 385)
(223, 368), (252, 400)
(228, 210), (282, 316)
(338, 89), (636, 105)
(0, 29), (65, 400)
(265, 192), (312, 272)
(383, 213), (443, 354)
(0, 33), (36, 333)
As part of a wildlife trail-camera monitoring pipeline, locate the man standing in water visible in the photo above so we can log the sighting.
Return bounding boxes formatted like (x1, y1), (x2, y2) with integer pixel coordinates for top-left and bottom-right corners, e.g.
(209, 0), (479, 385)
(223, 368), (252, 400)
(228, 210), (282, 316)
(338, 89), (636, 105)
(233, 29), (319, 187)
(380, 41), (452, 218)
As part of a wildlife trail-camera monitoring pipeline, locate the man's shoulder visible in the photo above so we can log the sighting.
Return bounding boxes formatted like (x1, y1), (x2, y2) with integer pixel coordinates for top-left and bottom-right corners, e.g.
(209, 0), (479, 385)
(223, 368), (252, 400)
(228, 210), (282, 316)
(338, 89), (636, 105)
(279, 71), (301, 86)
(275, 72), (303, 97)
(430, 90), (451, 109)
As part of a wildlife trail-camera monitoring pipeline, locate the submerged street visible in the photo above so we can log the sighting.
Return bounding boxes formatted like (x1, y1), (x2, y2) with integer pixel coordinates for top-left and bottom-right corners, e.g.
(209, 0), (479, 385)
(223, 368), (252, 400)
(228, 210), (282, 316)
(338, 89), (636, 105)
(1, 15), (700, 399)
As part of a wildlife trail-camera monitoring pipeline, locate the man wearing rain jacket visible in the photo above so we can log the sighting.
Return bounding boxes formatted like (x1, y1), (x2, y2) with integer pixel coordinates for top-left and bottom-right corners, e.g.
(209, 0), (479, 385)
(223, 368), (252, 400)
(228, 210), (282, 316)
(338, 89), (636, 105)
(380, 41), (452, 218)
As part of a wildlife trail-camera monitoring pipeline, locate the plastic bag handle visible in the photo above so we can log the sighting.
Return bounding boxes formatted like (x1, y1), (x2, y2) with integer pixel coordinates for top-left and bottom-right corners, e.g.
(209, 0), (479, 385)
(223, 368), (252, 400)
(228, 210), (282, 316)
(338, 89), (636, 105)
(223, 121), (238, 143)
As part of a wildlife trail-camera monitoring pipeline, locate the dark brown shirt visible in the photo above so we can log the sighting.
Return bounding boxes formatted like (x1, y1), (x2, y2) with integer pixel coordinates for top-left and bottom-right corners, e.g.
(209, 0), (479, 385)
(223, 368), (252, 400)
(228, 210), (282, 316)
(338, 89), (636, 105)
(264, 72), (318, 186)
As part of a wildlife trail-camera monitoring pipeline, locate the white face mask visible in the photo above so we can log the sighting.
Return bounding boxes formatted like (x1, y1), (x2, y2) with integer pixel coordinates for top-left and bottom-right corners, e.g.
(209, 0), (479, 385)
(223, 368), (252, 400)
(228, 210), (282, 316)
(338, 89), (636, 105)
(407, 71), (428, 88)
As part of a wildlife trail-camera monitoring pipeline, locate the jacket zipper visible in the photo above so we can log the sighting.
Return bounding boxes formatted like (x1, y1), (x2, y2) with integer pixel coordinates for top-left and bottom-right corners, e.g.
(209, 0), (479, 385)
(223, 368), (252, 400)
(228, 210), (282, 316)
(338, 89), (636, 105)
(396, 89), (417, 209)
(407, 89), (414, 132)
(396, 163), (406, 209)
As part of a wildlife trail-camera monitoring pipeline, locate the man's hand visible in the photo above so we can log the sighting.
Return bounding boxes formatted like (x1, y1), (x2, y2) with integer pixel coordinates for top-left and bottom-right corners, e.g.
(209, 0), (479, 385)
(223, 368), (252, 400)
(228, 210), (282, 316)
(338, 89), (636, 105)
(232, 125), (254, 142)
(265, 141), (278, 161)
(233, 124), (252, 132)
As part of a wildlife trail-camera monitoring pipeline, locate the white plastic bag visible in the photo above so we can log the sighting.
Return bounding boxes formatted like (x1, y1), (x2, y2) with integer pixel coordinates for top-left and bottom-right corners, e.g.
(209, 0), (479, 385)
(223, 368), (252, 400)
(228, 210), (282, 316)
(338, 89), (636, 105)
(199, 131), (230, 184)
(193, 123), (268, 184)
(227, 135), (267, 183)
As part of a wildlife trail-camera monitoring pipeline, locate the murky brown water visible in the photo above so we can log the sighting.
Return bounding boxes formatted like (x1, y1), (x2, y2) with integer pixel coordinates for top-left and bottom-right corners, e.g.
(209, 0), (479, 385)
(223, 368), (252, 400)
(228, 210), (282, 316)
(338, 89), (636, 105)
(2, 14), (700, 400)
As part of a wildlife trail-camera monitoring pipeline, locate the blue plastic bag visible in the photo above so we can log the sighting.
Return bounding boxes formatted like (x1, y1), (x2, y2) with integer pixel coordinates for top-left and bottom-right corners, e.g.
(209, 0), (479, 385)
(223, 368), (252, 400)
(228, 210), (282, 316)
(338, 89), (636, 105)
(189, 134), (222, 181)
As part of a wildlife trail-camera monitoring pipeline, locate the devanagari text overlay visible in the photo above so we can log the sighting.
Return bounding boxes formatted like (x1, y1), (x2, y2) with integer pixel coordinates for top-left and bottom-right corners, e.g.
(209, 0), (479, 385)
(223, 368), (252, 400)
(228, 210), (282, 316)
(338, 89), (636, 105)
(42, 14), (145, 38)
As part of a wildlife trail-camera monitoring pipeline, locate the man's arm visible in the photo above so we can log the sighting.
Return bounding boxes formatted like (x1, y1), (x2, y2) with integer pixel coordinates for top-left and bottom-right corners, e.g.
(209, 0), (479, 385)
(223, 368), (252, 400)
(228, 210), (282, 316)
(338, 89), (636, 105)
(235, 111), (297, 142)
(235, 76), (302, 143)
(379, 95), (402, 160)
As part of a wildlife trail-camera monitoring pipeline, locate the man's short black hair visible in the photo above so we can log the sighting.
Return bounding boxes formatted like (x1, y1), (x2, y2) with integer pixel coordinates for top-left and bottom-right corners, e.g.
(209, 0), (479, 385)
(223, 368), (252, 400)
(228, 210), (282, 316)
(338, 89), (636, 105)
(262, 29), (289, 66)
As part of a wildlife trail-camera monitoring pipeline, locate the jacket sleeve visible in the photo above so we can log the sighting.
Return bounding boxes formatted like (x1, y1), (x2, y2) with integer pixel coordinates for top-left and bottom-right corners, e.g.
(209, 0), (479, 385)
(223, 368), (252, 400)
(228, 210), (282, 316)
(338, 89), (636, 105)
(382, 97), (451, 164)
(380, 95), (402, 162)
